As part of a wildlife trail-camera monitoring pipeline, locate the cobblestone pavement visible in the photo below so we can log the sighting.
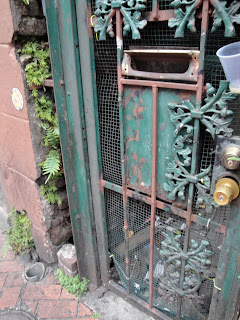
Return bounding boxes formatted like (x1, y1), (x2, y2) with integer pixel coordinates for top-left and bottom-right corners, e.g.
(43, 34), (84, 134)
(0, 230), (98, 320)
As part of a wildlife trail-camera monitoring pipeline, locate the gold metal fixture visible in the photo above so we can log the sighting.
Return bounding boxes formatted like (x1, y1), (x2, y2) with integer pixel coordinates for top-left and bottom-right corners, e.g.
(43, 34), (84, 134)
(221, 146), (240, 170)
(214, 178), (239, 206)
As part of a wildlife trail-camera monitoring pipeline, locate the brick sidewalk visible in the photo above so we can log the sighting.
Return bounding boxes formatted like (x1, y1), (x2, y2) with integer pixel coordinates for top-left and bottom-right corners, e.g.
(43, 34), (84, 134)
(0, 231), (98, 320)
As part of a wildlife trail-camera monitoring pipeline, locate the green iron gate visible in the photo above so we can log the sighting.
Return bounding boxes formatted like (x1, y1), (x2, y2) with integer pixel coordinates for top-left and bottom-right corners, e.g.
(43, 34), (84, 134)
(45, 1), (240, 319)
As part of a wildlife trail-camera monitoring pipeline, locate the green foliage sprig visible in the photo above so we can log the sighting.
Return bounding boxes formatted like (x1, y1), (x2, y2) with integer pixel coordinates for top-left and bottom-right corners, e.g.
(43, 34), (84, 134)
(2, 209), (34, 256)
(40, 179), (62, 205)
(21, 0), (29, 4)
(56, 269), (90, 297)
(41, 123), (60, 149)
(19, 41), (62, 205)
(18, 41), (51, 87)
(39, 150), (61, 183)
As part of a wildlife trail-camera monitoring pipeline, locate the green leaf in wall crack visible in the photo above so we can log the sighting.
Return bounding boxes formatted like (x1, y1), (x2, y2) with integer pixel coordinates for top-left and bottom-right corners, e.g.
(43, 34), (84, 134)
(21, 0), (30, 5)
(39, 150), (62, 183)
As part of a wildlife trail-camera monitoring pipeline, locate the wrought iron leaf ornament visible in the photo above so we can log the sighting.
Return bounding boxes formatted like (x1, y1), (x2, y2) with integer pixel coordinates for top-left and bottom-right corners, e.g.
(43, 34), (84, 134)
(212, 0), (240, 37)
(169, 0), (240, 38)
(94, 0), (147, 40)
(159, 227), (214, 299)
(168, 0), (202, 38)
(169, 81), (236, 139)
(164, 81), (238, 211)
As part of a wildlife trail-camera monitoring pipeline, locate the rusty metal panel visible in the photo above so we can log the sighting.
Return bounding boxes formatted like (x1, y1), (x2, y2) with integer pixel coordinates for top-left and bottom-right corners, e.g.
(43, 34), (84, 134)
(125, 86), (196, 208)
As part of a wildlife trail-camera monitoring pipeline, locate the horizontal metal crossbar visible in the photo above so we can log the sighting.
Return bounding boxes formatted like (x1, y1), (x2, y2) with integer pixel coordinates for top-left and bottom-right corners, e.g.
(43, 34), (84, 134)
(100, 179), (226, 235)
(121, 78), (198, 91)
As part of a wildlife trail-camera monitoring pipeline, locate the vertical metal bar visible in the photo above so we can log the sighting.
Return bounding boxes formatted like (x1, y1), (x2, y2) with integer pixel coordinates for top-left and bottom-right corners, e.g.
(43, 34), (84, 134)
(149, 86), (158, 309)
(176, 1), (210, 319)
(116, 9), (130, 295)
(152, 0), (159, 20)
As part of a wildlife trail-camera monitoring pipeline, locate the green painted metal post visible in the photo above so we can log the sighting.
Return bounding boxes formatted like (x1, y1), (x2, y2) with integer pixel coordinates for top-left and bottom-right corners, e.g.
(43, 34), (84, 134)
(209, 197), (240, 320)
(45, 0), (101, 287)
(73, 0), (110, 284)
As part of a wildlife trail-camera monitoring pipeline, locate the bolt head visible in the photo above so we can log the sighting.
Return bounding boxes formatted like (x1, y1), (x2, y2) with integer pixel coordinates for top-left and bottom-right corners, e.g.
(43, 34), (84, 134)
(218, 195), (225, 201)
(228, 160), (233, 167)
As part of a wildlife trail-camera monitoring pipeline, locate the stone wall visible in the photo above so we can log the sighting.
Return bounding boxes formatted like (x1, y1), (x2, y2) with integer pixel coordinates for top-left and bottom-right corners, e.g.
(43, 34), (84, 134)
(0, 0), (72, 263)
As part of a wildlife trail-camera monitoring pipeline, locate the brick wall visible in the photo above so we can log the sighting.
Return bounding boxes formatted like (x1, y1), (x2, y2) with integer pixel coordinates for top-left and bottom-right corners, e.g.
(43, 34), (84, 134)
(0, 0), (69, 263)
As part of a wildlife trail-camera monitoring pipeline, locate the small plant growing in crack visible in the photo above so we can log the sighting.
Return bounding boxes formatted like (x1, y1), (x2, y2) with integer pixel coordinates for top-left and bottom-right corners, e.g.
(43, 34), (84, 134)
(56, 268), (90, 297)
(18, 40), (62, 205)
(21, 0), (29, 4)
(2, 208), (34, 256)
(93, 312), (99, 319)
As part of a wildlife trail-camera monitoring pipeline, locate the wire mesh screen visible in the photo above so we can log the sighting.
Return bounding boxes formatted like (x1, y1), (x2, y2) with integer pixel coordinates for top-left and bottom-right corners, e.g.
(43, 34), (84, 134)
(105, 189), (125, 278)
(124, 21), (200, 49)
(188, 225), (224, 318)
(94, 37), (122, 185)
(159, 0), (171, 10)
(145, 1), (152, 12)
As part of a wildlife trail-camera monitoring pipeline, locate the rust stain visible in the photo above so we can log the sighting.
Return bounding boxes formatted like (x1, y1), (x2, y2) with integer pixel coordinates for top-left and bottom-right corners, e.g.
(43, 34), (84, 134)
(126, 115), (131, 120)
(124, 86), (138, 103)
(124, 220), (129, 230)
(131, 152), (147, 188)
(137, 170), (142, 184)
(132, 165), (137, 176)
(99, 173), (105, 193)
(87, 3), (94, 38)
(128, 129), (140, 142)
(132, 104), (144, 120)
(132, 102), (138, 118)
(132, 151), (138, 162)
(180, 91), (192, 100)
(139, 158), (147, 167)
(137, 158), (147, 185)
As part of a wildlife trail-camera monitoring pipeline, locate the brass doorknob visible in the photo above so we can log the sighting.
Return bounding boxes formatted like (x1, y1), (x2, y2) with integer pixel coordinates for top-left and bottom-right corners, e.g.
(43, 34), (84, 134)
(214, 178), (239, 206)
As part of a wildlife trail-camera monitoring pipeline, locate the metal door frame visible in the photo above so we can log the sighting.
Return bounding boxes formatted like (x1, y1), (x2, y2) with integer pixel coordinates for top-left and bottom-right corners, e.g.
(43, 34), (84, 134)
(45, 1), (240, 319)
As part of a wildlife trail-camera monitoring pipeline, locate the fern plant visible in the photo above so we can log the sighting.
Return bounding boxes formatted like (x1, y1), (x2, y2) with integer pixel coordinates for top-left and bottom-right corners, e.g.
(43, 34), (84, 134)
(39, 150), (61, 183)
(33, 90), (58, 126)
(41, 123), (60, 149)
(19, 40), (63, 205)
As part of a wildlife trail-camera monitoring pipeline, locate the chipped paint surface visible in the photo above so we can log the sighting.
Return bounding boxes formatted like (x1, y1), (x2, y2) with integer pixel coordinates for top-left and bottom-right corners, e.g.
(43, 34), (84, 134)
(124, 85), (196, 207)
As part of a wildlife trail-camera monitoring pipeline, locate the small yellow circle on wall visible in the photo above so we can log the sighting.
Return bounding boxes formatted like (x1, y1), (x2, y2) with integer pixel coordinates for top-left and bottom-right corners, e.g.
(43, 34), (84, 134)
(11, 88), (24, 111)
